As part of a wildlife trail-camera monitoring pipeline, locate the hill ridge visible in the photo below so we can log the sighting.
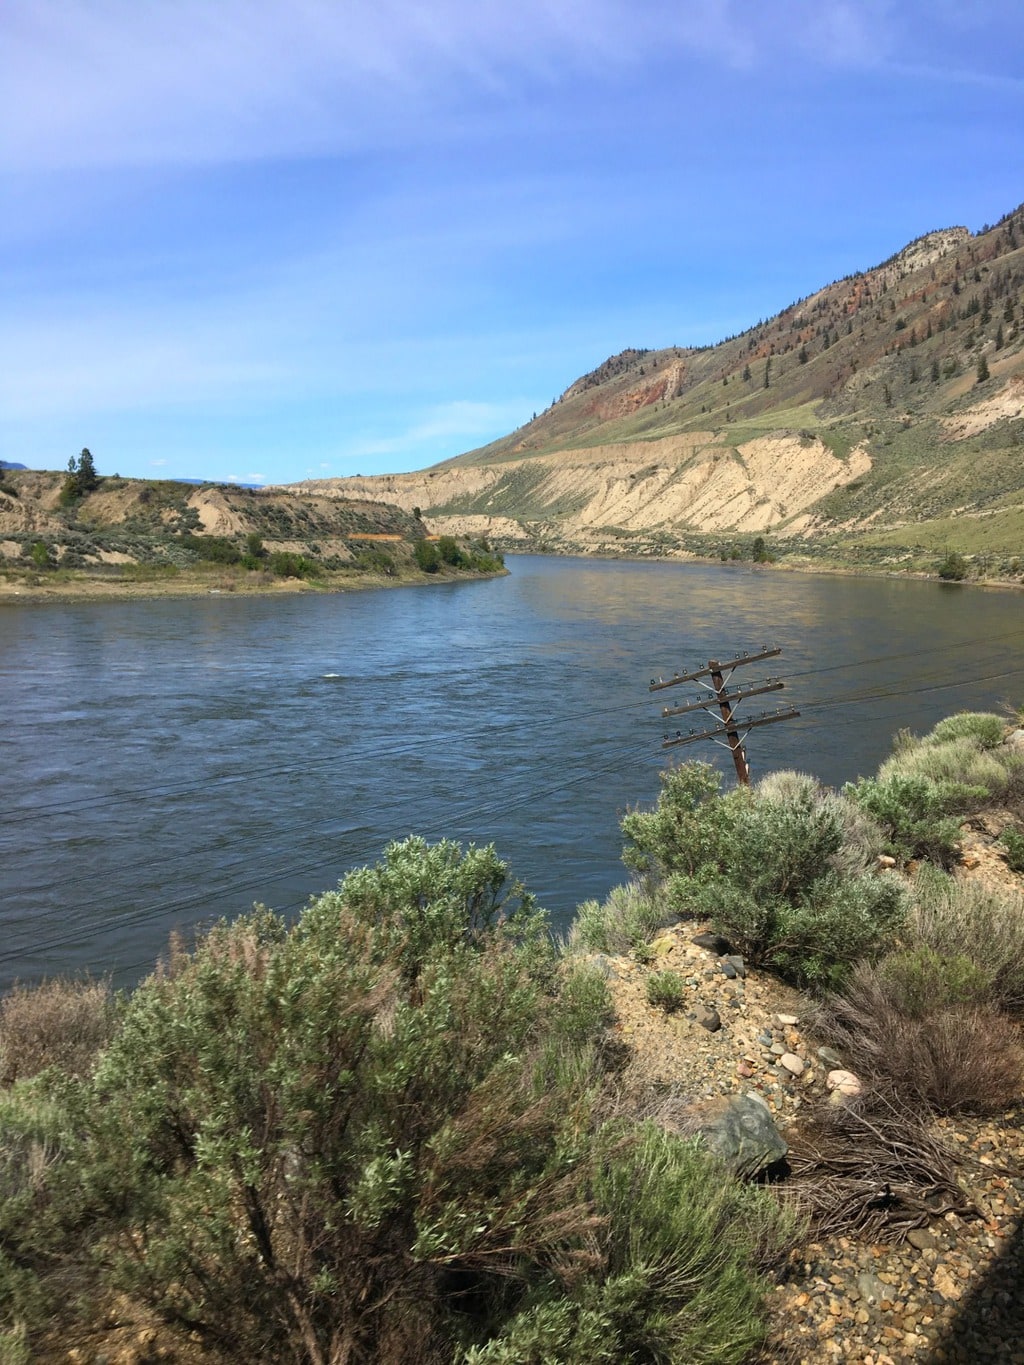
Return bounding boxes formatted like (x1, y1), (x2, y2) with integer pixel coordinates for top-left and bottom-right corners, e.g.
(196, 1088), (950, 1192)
(293, 203), (1024, 580)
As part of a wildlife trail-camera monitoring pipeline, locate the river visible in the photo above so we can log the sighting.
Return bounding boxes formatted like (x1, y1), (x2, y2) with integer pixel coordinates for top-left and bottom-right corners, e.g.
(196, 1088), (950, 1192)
(2, 555), (1022, 989)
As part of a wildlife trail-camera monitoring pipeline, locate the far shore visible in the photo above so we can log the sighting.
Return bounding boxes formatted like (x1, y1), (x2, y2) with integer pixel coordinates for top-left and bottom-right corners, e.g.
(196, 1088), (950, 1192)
(3, 546), (1020, 605)
(0, 563), (508, 606)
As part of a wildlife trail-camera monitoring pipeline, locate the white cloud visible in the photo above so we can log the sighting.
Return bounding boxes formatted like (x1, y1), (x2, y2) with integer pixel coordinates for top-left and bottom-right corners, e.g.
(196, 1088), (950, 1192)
(2, 0), (964, 174)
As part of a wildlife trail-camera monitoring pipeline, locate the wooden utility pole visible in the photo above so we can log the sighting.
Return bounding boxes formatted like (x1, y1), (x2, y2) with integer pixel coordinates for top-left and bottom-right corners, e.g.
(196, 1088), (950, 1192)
(649, 646), (799, 784)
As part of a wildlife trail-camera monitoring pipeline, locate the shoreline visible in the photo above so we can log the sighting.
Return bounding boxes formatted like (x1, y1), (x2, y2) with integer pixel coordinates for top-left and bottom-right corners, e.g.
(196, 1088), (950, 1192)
(0, 564), (508, 607)
(3, 546), (1021, 605)
(502, 545), (1024, 593)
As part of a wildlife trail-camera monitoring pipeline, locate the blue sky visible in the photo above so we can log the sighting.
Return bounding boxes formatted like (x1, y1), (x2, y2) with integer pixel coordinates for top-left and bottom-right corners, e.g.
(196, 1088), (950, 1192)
(2, 1), (1023, 486)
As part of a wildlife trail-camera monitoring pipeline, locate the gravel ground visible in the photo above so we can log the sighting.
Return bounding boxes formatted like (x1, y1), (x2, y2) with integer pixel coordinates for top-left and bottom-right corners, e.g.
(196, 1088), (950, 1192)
(604, 921), (1024, 1365)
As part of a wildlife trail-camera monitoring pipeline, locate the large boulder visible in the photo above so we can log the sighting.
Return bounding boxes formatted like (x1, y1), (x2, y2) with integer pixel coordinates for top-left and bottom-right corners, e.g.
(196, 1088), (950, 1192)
(690, 1093), (788, 1177)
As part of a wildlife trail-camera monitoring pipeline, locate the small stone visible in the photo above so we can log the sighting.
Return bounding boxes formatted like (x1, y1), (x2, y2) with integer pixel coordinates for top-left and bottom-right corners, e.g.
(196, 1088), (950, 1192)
(877, 853), (897, 868)
(696, 1005), (722, 1033)
(906, 1228), (938, 1252)
(725, 954), (747, 978)
(720, 960), (737, 979)
(857, 1272), (886, 1306)
(770, 1042), (787, 1056)
(651, 935), (675, 958)
(818, 1046), (843, 1067)
(776, 1012), (800, 1026)
(779, 1052), (805, 1076)
(737, 1060), (754, 1078)
(826, 1068), (862, 1097)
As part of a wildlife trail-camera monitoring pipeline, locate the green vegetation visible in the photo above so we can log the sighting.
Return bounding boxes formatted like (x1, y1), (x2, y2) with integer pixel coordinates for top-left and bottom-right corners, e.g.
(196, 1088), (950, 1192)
(5, 706), (1024, 1357)
(58, 448), (100, 506)
(620, 763), (902, 991)
(843, 712), (1024, 866)
(937, 550), (968, 581)
(0, 839), (794, 1363)
(415, 538), (441, 572)
(645, 970), (686, 1013)
(0, 469), (506, 595)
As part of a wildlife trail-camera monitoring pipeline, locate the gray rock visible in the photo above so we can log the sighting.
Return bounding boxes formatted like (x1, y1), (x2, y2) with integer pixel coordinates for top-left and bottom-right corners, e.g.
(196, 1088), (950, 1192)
(693, 1093), (788, 1177)
(907, 1228), (938, 1251)
(817, 1046), (844, 1068)
(857, 1271), (886, 1307)
(726, 954), (746, 978)
(779, 1052), (805, 1076)
(720, 960), (737, 979)
(580, 953), (617, 978)
(691, 931), (731, 955)
(696, 1005), (722, 1033)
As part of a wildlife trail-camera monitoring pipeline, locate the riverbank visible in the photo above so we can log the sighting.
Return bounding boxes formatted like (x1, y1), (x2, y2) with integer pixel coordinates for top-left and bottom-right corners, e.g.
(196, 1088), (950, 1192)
(501, 544), (1024, 593)
(0, 561), (508, 605)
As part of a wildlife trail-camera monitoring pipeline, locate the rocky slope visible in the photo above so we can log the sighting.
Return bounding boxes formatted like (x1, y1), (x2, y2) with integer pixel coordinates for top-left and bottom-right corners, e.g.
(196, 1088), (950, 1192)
(294, 206), (1024, 576)
(0, 469), (442, 586)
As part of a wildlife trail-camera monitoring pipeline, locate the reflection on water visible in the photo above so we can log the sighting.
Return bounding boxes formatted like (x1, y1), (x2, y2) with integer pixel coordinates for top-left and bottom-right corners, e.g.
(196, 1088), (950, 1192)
(2, 556), (1022, 989)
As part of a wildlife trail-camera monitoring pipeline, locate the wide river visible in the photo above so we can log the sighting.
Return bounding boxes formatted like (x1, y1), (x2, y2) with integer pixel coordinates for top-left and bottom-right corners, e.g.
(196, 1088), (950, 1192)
(2, 555), (1023, 990)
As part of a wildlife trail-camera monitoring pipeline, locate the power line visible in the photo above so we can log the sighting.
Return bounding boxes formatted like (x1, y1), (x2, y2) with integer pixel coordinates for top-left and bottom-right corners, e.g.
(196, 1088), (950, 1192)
(0, 738), (658, 968)
(6, 626), (1024, 828)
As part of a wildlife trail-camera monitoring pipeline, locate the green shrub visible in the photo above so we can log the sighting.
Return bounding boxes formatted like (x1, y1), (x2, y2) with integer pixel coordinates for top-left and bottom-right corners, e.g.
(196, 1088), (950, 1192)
(0, 838), (796, 1363)
(880, 737), (1009, 804)
(22, 542), (52, 569)
(844, 774), (961, 867)
(463, 1125), (799, 1365)
(565, 883), (672, 957)
(877, 946), (990, 1018)
(268, 550), (317, 578)
(415, 539), (441, 573)
(1000, 826), (1024, 872)
(937, 551), (968, 580)
(621, 762), (731, 881)
(437, 535), (465, 567)
(927, 712), (1006, 749)
(355, 546), (395, 575)
(624, 764), (903, 990)
(645, 971), (685, 1013)
(178, 533), (242, 564)
(906, 869), (1024, 1014)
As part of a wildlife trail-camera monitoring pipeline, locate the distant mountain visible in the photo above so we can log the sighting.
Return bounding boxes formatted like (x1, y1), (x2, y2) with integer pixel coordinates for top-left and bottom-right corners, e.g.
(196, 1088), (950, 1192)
(298, 205), (1024, 580)
(0, 461), (27, 471)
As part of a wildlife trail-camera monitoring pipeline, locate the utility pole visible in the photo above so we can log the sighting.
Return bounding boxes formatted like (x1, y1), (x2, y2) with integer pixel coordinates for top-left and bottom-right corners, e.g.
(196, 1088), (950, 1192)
(649, 646), (799, 785)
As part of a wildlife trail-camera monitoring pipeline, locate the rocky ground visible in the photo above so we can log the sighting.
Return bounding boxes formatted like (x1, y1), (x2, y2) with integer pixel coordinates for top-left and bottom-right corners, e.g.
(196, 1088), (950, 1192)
(604, 853), (1024, 1365)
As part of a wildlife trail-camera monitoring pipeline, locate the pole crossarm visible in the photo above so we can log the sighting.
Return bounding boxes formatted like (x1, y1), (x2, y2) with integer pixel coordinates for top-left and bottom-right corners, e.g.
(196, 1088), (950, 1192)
(660, 679), (784, 718)
(661, 706), (800, 750)
(649, 646), (781, 692)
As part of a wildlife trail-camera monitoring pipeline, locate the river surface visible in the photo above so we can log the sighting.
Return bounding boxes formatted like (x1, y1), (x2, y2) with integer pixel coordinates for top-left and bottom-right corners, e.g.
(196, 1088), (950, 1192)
(2, 555), (1023, 989)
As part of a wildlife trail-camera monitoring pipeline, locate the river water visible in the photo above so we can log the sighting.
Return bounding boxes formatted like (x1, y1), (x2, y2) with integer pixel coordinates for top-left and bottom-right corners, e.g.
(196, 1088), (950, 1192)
(2, 555), (1022, 989)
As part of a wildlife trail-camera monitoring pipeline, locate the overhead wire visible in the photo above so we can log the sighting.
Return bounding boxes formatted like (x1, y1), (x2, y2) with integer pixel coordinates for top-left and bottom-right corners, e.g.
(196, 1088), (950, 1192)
(0, 736), (660, 968)
(6, 628), (1023, 976)
(5, 625), (1024, 828)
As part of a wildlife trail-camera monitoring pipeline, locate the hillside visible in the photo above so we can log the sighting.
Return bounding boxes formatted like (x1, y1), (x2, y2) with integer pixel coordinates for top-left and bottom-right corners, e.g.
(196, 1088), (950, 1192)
(0, 470), (502, 596)
(296, 206), (1024, 579)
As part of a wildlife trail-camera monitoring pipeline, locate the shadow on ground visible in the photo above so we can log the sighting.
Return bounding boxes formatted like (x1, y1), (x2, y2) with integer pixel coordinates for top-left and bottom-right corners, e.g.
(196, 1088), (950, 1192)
(922, 1213), (1024, 1363)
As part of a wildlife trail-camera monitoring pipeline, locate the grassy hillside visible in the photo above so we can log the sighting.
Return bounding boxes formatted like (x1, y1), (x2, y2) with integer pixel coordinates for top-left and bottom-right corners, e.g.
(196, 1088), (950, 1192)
(404, 205), (1024, 576)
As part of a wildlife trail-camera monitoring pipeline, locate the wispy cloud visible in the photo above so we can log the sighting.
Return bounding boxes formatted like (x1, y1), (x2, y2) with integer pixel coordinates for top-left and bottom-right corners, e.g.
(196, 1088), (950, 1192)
(341, 400), (530, 463)
(5, 0), (980, 175)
